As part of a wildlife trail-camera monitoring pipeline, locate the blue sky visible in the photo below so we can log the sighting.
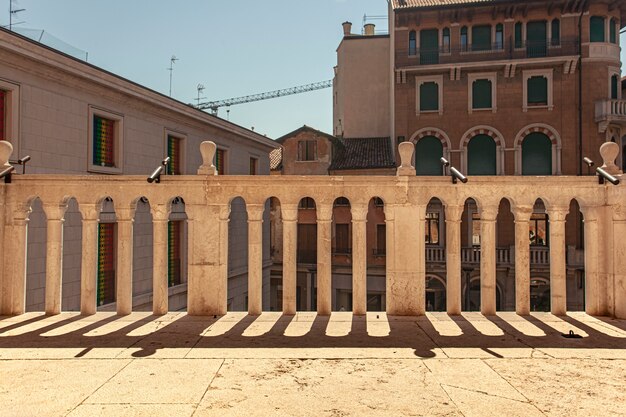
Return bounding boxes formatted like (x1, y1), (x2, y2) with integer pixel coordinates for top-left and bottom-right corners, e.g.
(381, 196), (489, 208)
(2, 1), (624, 139)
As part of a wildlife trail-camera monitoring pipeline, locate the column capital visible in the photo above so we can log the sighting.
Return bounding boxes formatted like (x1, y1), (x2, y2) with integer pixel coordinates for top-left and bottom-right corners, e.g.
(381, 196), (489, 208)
(351, 204), (369, 222)
(219, 205), (231, 221)
(79, 203), (99, 221)
(479, 205), (499, 221)
(151, 204), (170, 221)
(444, 204), (464, 222)
(383, 204), (395, 221)
(116, 207), (137, 222)
(512, 205), (533, 222)
(546, 206), (569, 222)
(580, 205), (602, 221)
(246, 203), (265, 222)
(282, 205), (299, 223)
(42, 203), (67, 221)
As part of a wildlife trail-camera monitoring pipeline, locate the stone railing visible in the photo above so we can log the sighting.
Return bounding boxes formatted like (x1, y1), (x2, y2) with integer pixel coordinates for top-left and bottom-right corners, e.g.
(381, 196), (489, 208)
(595, 99), (626, 126)
(1, 140), (625, 319)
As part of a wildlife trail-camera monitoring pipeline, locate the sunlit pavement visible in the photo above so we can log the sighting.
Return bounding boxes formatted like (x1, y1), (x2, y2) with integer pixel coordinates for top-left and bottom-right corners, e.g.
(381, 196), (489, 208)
(1, 311), (625, 416)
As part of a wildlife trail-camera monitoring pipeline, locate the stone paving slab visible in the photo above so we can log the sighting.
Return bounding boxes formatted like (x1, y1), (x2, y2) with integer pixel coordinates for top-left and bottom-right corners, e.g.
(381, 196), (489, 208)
(0, 312), (625, 416)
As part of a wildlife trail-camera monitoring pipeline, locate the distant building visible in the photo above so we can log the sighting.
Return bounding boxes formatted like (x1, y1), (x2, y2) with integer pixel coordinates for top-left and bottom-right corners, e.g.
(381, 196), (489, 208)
(0, 28), (278, 312)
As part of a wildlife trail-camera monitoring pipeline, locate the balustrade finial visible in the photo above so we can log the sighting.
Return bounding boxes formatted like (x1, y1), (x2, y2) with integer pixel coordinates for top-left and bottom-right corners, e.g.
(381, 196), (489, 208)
(0, 141), (13, 168)
(600, 141), (622, 175)
(198, 141), (217, 176)
(397, 141), (416, 176)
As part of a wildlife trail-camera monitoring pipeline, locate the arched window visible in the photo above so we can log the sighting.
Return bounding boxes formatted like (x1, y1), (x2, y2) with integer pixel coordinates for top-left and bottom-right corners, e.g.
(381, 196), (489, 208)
(409, 31), (417, 56)
(495, 24), (504, 49)
(461, 26), (468, 51)
(468, 134), (497, 175)
(590, 16), (606, 42)
(610, 18), (617, 43)
(551, 19), (560, 45)
(415, 136), (443, 176)
(442, 28), (451, 53)
(522, 133), (552, 175)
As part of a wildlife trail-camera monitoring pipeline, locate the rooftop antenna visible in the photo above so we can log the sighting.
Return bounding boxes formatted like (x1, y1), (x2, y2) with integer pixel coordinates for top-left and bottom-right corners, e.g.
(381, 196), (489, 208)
(167, 55), (179, 97)
(226, 108), (230, 121)
(9, 0), (26, 31)
(195, 84), (206, 106)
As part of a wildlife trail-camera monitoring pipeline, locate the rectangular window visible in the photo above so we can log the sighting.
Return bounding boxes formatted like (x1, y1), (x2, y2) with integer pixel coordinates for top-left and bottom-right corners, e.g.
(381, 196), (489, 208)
(334, 224), (350, 254)
(249, 157), (258, 175)
(527, 76), (548, 105)
(97, 223), (116, 306)
(168, 221), (182, 287)
(461, 27), (468, 51)
(420, 82), (439, 111)
(530, 213), (549, 246)
(93, 115), (115, 167)
(495, 24), (504, 49)
(610, 19), (617, 43)
(297, 140), (317, 161)
(425, 212), (440, 245)
(472, 25), (492, 51)
(611, 75), (619, 99)
(472, 79), (492, 109)
(442, 28), (451, 53)
(0, 90), (5, 141)
(515, 22), (523, 48)
(216, 148), (226, 174)
(167, 135), (182, 175)
(590, 16), (605, 42)
(551, 19), (561, 45)
(376, 224), (386, 256)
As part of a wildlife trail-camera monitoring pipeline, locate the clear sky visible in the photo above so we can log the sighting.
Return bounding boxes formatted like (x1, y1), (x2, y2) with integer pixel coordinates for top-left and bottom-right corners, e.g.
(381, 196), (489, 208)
(2, 1), (625, 140)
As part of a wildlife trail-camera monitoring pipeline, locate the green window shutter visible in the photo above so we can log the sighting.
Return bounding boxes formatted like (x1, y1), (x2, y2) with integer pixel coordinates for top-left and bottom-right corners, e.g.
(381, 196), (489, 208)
(472, 79), (492, 109)
(522, 133), (552, 175)
(551, 19), (560, 44)
(526, 21), (547, 57)
(610, 19), (617, 43)
(472, 25), (491, 51)
(415, 136), (443, 176)
(168, 221), (182, 287)
(420, 82), (439, 111)
(420, 29), (439, 64)
(611, 75), (619, 100)
(515, 22), (522, 48)
(590, 16), (605, 42)
(467, 134), (497, 176)
(97, 223), (116, 306)
(527, 76), (548, 105)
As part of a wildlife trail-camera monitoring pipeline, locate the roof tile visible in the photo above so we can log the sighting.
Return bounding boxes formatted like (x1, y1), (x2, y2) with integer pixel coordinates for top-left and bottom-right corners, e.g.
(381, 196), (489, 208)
(391, 0), (496, 10)
(330, 137), (396, 171)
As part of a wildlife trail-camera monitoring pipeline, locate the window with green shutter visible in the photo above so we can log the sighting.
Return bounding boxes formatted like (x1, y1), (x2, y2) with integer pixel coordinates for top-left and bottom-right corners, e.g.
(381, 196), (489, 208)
(551, 19), (560, 45)
(420, 82), (439, 112)
(515, 22), (522, 48)
(415, 136), (443, 176)
(468, 134), (497, 176)
(611, 75), (619, 99)
(472, 25), (492, 51)
(472, 79), (492, 109)
(610, 18), (617, 43)
(167, 135), (182, 175)
(522, 133), (552, 175)
(590, 16), (605, 42)
(527, 76), (548, 105)
(420, 29), (439, 64)
(93, 115), (115, 167)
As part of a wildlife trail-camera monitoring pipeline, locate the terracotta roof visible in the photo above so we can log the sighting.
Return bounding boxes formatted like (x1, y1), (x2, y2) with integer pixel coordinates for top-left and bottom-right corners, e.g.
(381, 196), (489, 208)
(270, 147), (283, 171)
(275, 125), (338, 144)
(329, 137), (396, 171)
(391, 0), (498, 10)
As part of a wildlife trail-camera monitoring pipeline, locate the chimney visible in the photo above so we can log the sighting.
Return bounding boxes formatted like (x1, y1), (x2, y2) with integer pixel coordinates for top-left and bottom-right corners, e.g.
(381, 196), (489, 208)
(364, 23), (375, 36)
(342, 21), (352, 36)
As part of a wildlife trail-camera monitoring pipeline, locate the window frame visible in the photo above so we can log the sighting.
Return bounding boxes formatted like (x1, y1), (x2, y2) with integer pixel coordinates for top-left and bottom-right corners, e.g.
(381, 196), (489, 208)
(215, 147), (227, 175)
(164, 129), (186, 175)
(415, 75), (444, 116)
(460, 26), (468, 52)
(522, 69), (553, 112)
(468, 72), (497, 113)
(88, 106), (124, 174)
(609, 18), (617, 44)
(495, 24), (504, 50)
(333, 223), (351, 255)
(297, 139), (318, 162)
(609, 68), (621, 100)
(550, 19), (561, 46)
(409, 30), (417, 56)
(425, 211), (441, 245)
(590, 16), (606, 43)
(249, 156), (259, 175)
(442, 27), (451, 54)
(0, 78), (20, 151)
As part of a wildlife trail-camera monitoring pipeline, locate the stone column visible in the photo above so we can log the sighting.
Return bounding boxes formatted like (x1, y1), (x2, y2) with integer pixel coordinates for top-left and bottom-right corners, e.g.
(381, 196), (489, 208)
(582, 206), (602, 315)
(43, 204), (66, 315)
(445, 205), (464, 315)
(152, 205), (169, 315)
(317, 203), (333, 315)
(80, 204), (99, 315)
(115, 206), (135, 316)
(480, 205), (498, 315)
(547, 206), (568, 316)
(217, 205), (230, 315)
(513, 205), (533, 316)
(351, 203), (368, 316)
(281, 204), (298, 315)
(5, 204), (30, 316)
(247, 204), (265, 316)
(384, 204), (396, 314)
(613, 208), (626, 319)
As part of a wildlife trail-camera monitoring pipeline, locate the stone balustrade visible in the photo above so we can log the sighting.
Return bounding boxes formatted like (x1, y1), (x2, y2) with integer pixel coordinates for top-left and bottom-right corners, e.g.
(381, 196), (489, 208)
(1, 140), (625, 319)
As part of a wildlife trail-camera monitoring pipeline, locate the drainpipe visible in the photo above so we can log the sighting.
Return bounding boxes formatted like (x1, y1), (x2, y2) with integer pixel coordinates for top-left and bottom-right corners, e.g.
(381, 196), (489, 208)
(578, 8), (584, 176)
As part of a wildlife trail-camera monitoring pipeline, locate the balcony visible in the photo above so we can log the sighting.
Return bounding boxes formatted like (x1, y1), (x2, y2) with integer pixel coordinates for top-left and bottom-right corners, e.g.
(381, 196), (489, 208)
(396, 39), (579, 69)
(595, 99), (626, 132)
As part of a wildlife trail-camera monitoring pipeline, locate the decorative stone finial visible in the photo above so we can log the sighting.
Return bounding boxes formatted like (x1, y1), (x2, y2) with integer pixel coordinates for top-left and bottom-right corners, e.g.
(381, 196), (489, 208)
(197, 141), (218, 175)
(0, 141), (13, 168)
(397, 141), (416, 176)
(600, 142), (622, 175)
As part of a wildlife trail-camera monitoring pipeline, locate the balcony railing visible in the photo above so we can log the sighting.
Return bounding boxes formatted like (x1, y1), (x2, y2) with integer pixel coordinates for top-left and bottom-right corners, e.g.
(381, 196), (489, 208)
(397, 39), (579, 67)
(595, 99), (626, 123)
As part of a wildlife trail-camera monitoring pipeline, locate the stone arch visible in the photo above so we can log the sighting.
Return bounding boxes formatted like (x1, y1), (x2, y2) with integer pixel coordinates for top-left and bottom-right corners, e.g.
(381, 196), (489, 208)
(460, 125), (505, 175)
(514, 123), (562, 175)
(409, 127), (452, 151)
(425, 274), (446, 312)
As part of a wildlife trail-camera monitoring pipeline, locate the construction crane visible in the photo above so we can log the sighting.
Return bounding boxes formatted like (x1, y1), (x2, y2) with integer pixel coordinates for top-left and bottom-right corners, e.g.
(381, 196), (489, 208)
(196, 80), (333, 115)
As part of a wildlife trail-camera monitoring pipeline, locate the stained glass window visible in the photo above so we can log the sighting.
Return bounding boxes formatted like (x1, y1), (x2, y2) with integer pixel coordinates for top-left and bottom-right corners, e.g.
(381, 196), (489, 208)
(93, 115), (115, 167)
(97, 223), (116, 306)
(167, 135), (182, 175)
(168, 221), (182, 287)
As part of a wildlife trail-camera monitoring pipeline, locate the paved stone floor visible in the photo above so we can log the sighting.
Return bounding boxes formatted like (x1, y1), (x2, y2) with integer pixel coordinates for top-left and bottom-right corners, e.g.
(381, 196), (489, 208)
(0, 312), (625, 417)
